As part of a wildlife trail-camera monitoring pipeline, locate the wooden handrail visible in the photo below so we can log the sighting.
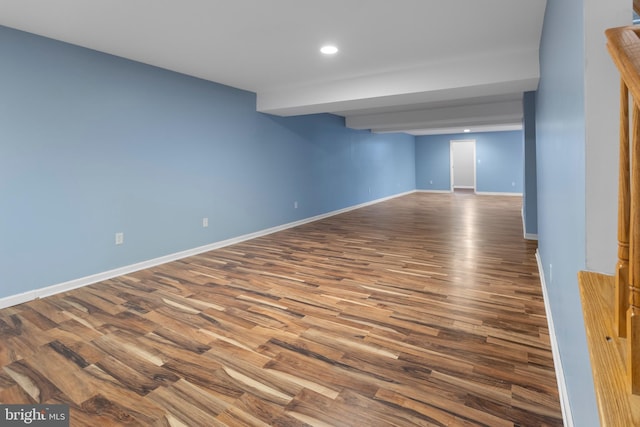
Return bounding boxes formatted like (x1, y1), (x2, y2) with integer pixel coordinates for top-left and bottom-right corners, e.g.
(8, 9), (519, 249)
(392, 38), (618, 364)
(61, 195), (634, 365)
(607, 27), (640, 103)
(635, 0), (640, 18)
(607, 25), (640, 394)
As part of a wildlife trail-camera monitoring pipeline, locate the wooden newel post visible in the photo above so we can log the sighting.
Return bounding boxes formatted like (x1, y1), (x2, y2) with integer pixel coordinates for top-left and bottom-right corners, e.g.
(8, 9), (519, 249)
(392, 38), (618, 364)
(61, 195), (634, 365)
(628, 104), (640, 393)
(617, 80), (631, 338)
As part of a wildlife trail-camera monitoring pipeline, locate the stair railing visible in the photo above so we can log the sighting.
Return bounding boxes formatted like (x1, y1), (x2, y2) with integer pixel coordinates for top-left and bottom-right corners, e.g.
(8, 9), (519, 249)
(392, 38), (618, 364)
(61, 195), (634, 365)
(607, 25), (640, 394)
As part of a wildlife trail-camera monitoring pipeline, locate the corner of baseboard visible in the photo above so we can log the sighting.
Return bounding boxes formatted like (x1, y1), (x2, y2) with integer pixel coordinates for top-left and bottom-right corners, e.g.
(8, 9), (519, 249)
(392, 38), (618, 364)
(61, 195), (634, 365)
(521, 207), (537, 241)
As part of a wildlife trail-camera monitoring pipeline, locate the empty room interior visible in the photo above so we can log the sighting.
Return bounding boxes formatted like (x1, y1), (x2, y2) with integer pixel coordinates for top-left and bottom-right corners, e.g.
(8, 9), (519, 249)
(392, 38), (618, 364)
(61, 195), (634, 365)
(0, 1), (634, 426)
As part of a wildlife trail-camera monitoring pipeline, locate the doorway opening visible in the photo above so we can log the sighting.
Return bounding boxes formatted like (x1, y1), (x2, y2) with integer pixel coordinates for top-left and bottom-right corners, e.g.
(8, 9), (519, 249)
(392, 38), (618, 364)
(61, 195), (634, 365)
(450, 139), (476, 192)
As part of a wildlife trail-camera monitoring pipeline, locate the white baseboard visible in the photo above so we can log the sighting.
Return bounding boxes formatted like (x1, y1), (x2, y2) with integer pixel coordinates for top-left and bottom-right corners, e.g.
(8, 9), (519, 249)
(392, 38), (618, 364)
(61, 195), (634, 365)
(525, 233), (538, 240)
(415, 189), (451, 193)
(475, 191), (523, 196)
(0, 190), (415, 310)
(536, 250), (574, 427)
(0, 289), (41, 309)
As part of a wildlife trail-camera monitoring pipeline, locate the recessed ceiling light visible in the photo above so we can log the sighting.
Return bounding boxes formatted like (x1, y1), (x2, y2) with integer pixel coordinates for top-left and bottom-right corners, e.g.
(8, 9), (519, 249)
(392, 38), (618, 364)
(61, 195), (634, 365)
(463, 129), (471, 133)
(320, 45), (338, 55)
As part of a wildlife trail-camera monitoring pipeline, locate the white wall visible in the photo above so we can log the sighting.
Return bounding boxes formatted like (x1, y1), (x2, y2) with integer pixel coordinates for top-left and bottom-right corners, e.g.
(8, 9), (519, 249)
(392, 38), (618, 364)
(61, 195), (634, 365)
(585, 0), (631, 274)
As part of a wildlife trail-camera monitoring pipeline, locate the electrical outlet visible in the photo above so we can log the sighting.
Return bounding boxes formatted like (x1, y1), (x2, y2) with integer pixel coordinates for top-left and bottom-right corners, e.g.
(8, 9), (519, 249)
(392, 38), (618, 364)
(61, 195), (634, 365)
(294, 201), (298, 209)
(429, 180), (433, 184)
(115, 232), (124, 245)
(512, 181), (516, 187)
(549, 264), (553, 283)
(202, 217), (209, 228)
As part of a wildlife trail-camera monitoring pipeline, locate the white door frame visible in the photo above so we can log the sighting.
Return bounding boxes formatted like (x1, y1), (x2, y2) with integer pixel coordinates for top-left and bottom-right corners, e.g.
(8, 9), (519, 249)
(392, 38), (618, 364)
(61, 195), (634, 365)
(450, 139), (476, 192)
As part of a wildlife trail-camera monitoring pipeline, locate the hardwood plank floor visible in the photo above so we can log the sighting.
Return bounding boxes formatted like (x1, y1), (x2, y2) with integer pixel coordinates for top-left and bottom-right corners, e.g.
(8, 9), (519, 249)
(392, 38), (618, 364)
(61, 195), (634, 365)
(0, 193), (562, 426)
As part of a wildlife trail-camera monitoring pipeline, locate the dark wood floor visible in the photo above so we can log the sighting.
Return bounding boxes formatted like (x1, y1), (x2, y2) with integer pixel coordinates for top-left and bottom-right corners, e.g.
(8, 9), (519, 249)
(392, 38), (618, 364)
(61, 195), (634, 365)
(0, 192), (563, 426)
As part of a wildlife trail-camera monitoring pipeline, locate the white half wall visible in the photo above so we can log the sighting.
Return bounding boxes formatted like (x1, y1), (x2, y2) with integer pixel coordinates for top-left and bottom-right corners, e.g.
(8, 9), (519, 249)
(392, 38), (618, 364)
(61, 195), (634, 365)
(584, 0), (631, 274)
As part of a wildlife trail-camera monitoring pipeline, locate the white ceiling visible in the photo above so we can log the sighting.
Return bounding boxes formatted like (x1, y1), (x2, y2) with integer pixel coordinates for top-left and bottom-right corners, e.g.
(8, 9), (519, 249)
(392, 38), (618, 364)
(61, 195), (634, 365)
(0, 0), (547, 135)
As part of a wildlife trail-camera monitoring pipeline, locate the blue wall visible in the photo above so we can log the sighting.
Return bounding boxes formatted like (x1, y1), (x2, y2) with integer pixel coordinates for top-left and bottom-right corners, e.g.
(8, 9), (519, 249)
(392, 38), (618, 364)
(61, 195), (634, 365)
(0, 26), (415, 298)
(414, 135), (451, 191)
(523, 91), (538, 236)
(536, 0), (596, 425)
(415, 131), (524, 193)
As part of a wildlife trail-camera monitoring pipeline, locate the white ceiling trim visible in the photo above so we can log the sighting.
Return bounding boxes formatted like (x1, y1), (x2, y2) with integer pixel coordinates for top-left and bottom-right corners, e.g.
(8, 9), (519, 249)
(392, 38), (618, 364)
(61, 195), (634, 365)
(347, 99), (524, 134)
(257, 47), (540, 117)
(388, 123), (524, 137)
